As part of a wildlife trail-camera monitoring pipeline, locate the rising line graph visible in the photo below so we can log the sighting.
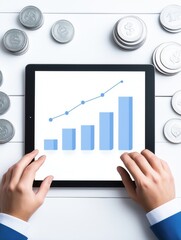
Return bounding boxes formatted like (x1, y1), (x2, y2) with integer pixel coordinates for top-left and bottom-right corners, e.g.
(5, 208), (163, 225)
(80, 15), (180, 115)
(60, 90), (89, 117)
(49, 80), (123, 122)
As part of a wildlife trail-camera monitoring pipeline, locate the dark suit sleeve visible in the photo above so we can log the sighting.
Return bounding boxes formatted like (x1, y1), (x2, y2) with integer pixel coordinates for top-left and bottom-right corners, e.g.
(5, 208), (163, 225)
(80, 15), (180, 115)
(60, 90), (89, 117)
(0, 223), (28, 240)
(150, 211), (181, 240)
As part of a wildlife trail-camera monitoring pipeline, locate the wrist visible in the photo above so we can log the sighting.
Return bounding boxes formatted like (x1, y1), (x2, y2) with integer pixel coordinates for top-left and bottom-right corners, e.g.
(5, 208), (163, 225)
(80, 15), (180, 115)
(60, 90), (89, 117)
(0, 213), (30, 237)
(146, 198), (181, 225)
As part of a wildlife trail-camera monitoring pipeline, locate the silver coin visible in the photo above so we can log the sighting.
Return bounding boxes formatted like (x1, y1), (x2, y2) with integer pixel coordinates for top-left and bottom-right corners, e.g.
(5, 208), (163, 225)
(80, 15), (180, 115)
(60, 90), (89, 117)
(51, 20), (74, 43)
(160, 42), (181, 70)
(3, 29), (29, 54)
(172, 90), (181, 115)
(116, 16), (144, 42)
(0, 119), (15, 144)
(19, 6), (44, 30)
(163, 118), (181, 143)
(0, 92), (10, 115)
(160, 5), (181, 32)
(0, 71), (3, 87)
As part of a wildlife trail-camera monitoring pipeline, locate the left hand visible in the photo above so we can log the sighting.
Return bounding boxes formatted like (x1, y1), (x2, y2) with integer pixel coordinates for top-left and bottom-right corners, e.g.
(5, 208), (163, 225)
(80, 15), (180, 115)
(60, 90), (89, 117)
(0, 150), (53, 221)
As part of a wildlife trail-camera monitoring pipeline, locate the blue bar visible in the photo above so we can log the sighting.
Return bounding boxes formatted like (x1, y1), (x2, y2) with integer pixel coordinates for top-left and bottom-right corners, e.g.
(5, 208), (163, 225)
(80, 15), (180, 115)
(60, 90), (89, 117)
(44, 139), (58, 150)
(81, 125), (94, 150)
(62, 128), (76, 150)
(118, 97), (133, 150)
(99, 112), (113, 150)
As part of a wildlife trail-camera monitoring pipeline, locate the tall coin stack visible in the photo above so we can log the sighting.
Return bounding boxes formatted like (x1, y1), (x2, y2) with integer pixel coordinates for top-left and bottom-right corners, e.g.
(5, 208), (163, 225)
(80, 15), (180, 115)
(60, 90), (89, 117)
(2, 29), (29, 55)
(19, 6), (44, 30)
(152, 42), (181, 75)
(113, 16), (147, 50)
(160, 5), (181, 33)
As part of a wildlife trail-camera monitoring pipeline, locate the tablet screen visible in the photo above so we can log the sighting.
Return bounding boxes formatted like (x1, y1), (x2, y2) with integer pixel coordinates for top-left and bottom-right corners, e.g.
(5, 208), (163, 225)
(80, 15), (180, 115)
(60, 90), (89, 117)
(25, 64), (155, 187)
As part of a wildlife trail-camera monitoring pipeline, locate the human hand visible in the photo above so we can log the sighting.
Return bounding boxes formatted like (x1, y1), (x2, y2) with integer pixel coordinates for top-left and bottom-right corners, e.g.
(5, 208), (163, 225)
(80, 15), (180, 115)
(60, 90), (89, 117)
(0, 150), (53, 221)
(117, 149), (175, 212)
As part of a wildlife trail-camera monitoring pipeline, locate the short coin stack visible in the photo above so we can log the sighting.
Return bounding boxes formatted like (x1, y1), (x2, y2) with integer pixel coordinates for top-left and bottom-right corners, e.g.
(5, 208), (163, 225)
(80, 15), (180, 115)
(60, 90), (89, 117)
(152, 42), (181, 75)
(0, 92), (10, 115)
(19, 5), (44, 30)
(0, 74), (15, 144)
(113, 16), (147, 50)
(172, 90), (181, 115)
(160, 5), (181, 33)
(163, 118), (181, 143)
(163, 90), (181, 143)
(2, 29), (29, 55)
(0, 119), (15, 144)
(51, 20), (75, 43)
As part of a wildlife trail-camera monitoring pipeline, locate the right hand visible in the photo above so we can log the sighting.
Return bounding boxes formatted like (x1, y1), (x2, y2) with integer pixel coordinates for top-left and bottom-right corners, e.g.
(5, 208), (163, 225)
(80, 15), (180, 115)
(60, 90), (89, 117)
(117, 149), (175, 212)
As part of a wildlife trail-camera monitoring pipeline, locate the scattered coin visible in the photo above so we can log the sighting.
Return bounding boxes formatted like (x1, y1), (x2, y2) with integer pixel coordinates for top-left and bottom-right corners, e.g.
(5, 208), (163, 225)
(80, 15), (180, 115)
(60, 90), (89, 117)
(0, 119), (15, 144)
(163, 118), (181, 143)
(0, 71), (3, 87)
(160, 5), (181, 33)
(172, 90), (181, 115)
(152, 42), (181, 75)
(19, 5), (44, 30)
(51, 20), (75, 43)
(113, 16), (147, 50)
(3, 29), (29, 55)
(0, 92), (10, 115)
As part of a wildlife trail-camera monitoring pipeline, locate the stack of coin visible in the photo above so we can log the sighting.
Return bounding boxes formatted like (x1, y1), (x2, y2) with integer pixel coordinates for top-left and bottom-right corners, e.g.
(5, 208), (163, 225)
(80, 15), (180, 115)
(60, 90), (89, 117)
(160, 5), (181, 33)
(0, 71), (3, 87)
(51, 20), (75, 43)
(113, 16), (147, 50)
(19, 6), (44, 30)
(0, 119), (15, 144)
(171, 90), (181, 115)
(2, 29), (29, 55)
(152, 42), (181, 75)
(163, 118), (181, 143)
(0, 92), (10, 115)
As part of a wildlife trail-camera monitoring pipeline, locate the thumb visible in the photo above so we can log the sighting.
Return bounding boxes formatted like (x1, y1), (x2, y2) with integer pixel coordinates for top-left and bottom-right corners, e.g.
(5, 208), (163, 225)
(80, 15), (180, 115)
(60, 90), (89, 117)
(117, 166), (137, 201)
(36, 176), (54, 206)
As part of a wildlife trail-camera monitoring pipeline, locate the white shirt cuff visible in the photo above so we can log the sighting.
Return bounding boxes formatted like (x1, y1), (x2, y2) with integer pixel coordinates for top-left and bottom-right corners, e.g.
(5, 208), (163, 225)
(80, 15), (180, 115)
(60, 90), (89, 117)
(0, 213), (29, 237)
(146, 198), (181, 226)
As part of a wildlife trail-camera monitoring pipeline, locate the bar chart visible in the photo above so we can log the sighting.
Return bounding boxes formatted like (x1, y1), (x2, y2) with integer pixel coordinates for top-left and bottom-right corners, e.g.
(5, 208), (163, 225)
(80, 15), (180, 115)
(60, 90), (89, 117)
(44, 93), (133, 151)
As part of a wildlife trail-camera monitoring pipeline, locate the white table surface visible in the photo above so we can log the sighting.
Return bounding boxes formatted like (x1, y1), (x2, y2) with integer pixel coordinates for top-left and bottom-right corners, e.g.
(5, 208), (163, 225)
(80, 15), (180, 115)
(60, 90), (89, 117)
(0, 1), (181, 239)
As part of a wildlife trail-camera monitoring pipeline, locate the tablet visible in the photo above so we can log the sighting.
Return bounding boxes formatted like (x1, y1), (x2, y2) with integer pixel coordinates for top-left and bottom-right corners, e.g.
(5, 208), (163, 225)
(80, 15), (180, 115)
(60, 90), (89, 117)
(25, 64), (155, 187)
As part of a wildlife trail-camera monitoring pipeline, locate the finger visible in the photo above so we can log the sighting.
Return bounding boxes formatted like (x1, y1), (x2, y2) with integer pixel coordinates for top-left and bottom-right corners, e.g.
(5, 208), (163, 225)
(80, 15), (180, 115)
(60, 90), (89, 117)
(141, 149), (163, 172)
(3, 166), (14, 188)
(120, 153), (146, 183)
(117, 166), (137, 200)
(161, 159), (173, 176)
(129, 152), (155, 176)
(36, 176), (54, 206)
(10, 150), (39, 185)
(19, 155), (46, 187)
(0, 172), (7, 188)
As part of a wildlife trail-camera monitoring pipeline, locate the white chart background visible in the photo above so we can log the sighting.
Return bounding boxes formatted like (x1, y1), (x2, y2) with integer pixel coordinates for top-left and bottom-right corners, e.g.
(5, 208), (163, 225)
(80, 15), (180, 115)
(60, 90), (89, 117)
(35, 71), (145, 180)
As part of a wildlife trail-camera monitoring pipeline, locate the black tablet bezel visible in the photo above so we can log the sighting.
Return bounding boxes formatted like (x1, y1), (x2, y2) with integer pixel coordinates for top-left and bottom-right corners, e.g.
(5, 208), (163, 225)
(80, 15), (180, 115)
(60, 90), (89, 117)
(25, 64), (155, 187)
